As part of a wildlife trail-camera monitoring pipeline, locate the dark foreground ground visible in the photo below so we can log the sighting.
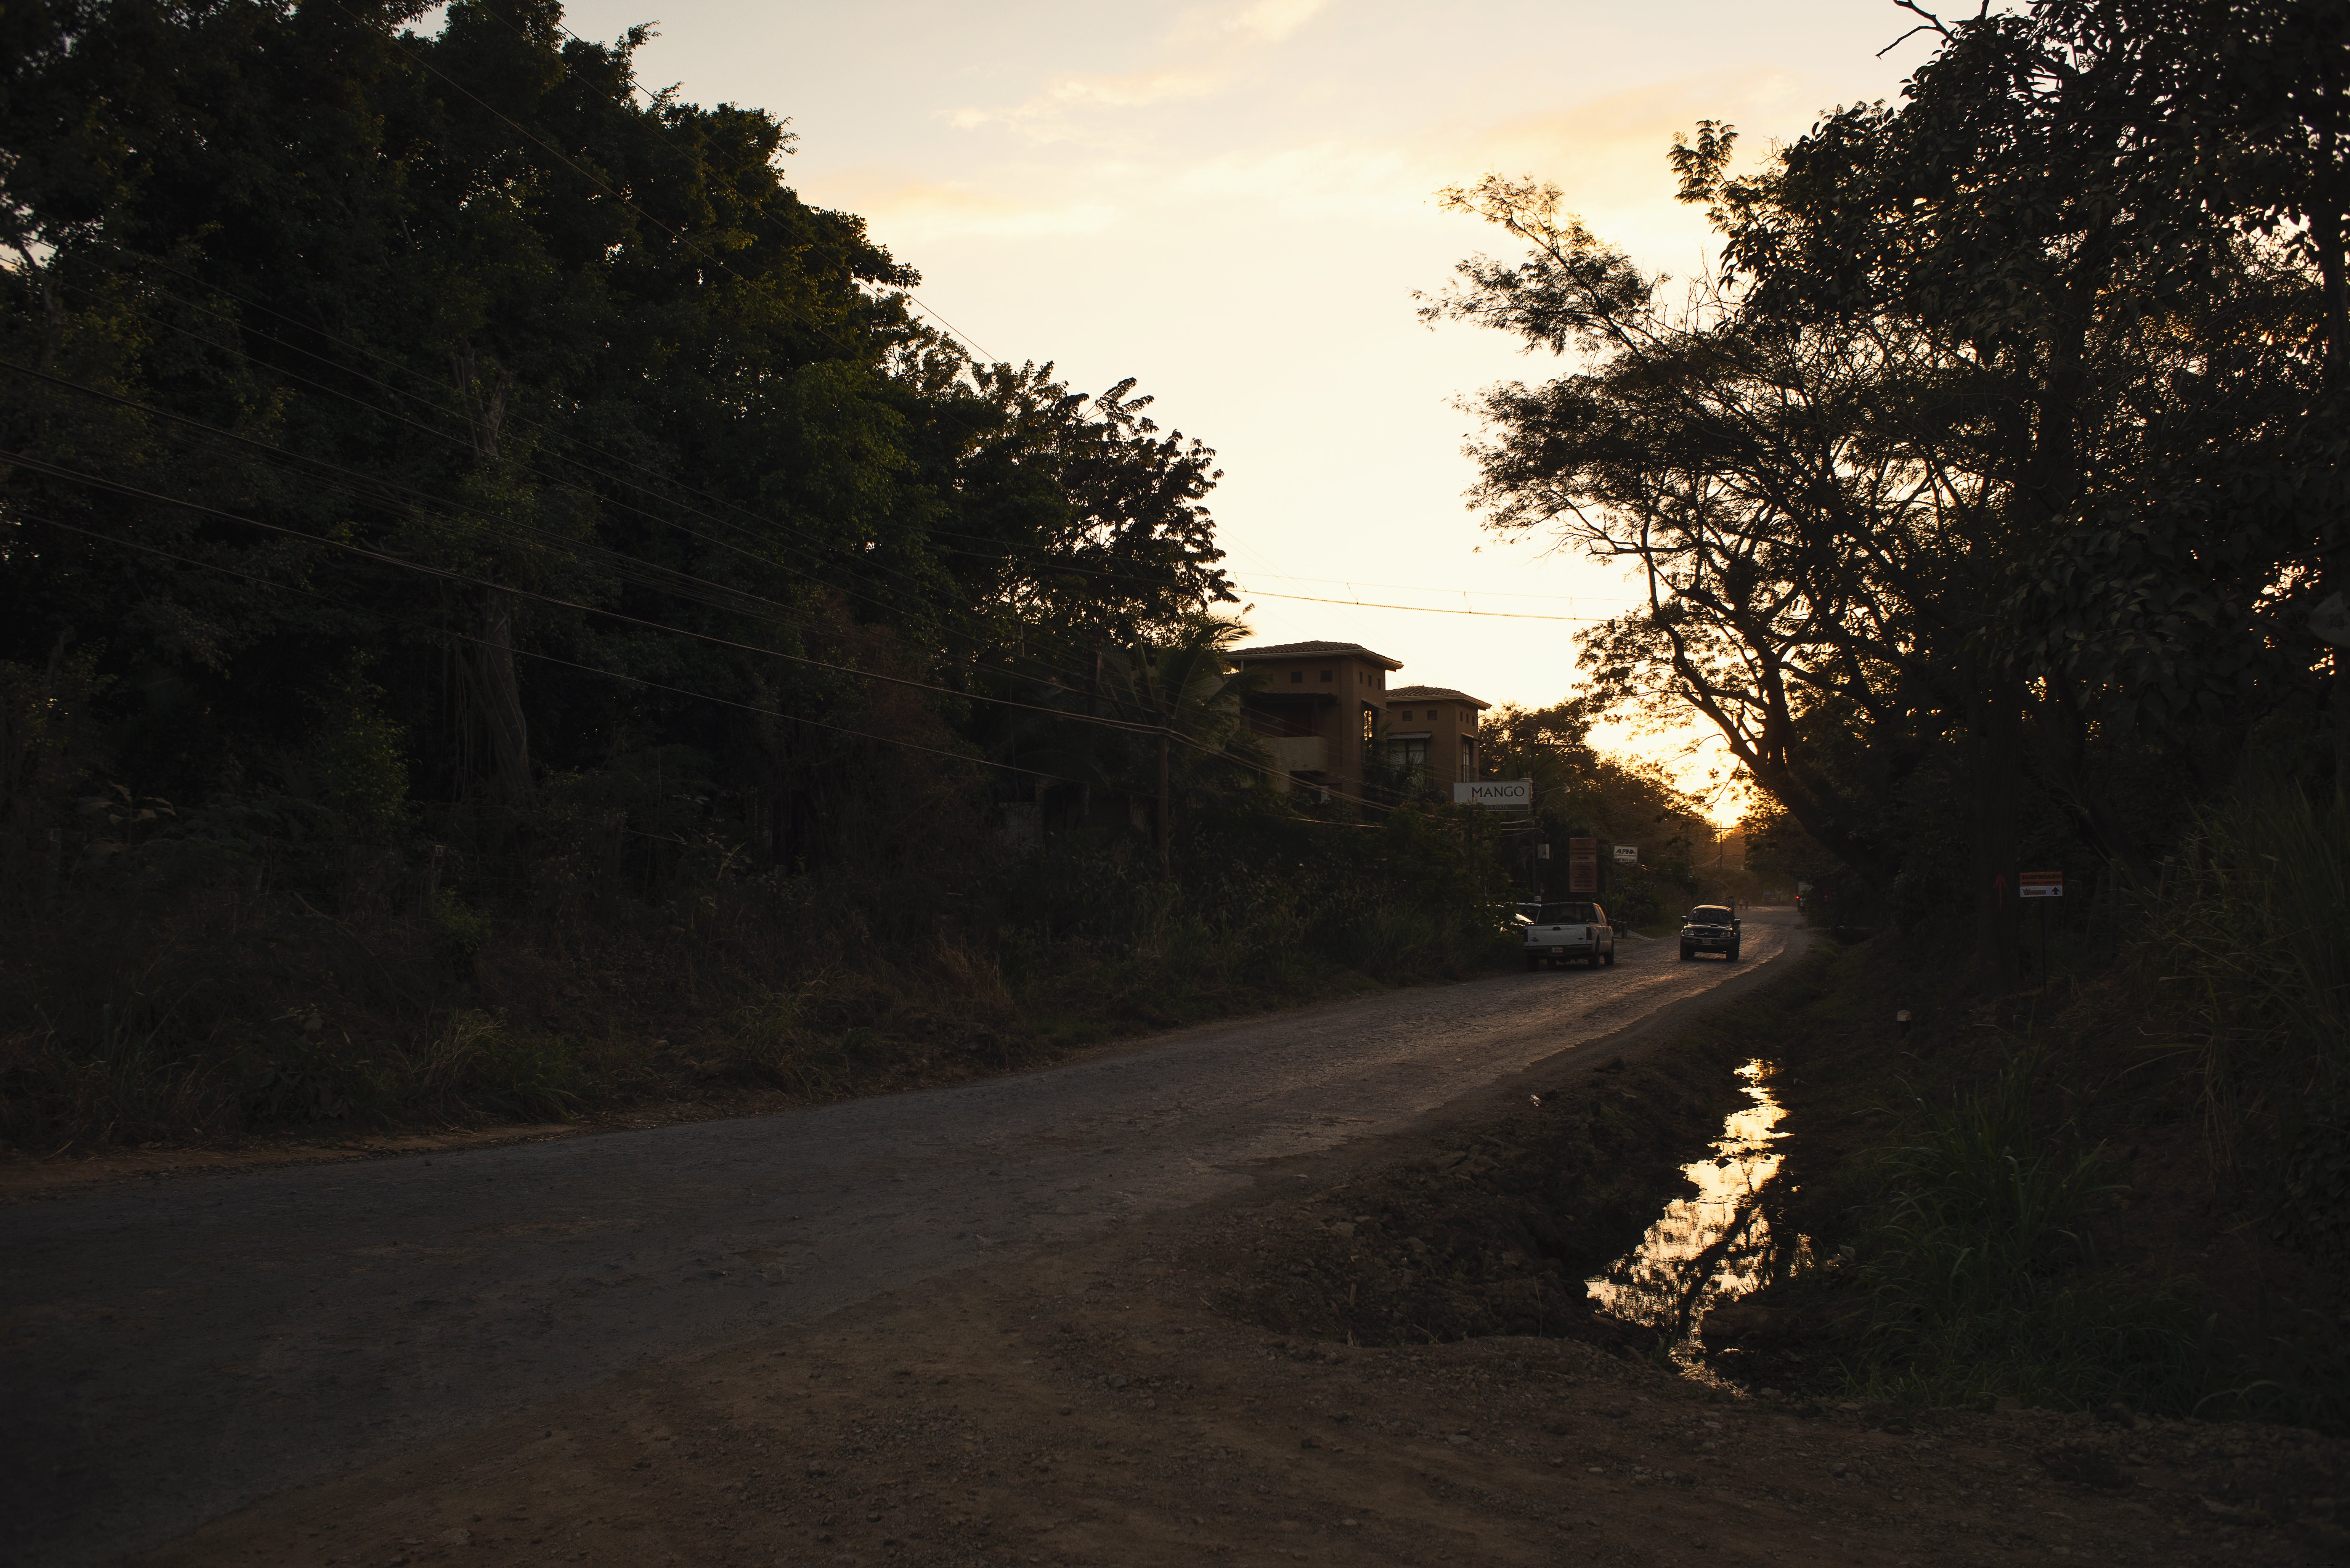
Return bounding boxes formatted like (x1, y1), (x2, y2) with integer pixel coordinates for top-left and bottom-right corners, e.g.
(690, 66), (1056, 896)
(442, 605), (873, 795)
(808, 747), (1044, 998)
(8, 918), (1806, 1566)
(119, 945), (2345, 1568)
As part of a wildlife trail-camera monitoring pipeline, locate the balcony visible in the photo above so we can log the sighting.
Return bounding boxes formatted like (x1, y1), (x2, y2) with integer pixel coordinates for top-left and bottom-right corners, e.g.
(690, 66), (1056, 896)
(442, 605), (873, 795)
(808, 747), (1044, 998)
(1265, 735), (1328, 775)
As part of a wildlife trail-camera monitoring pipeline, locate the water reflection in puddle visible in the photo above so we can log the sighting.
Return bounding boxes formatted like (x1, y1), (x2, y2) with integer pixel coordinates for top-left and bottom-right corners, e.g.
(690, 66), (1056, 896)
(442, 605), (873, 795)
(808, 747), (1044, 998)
(1586, 1059), (1809, 1365)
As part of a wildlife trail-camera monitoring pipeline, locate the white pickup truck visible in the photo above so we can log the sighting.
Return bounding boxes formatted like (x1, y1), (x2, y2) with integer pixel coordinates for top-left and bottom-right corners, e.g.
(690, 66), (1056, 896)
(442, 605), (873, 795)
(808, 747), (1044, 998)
(1522, 900), (1615, 970)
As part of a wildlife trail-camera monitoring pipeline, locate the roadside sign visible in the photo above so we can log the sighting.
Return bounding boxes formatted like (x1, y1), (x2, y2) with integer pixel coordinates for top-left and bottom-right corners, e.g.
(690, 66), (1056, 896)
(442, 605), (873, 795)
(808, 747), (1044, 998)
(1567, 835), (1598, 894)
(1612, 844), (1637, 864)
(1454, 779), (1531, 812)
(2019, 870), (2064, 899)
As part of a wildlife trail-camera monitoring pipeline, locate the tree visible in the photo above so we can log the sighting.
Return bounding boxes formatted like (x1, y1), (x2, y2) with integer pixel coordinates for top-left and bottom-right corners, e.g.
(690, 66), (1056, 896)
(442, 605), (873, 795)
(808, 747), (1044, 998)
(0, 0), (1236, 877)
(1429, 0), (2345, 985)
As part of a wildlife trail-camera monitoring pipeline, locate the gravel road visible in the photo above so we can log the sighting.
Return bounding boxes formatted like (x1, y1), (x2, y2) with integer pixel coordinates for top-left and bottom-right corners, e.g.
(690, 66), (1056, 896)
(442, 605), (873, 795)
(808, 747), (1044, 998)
(3, 910), (1800, 1566)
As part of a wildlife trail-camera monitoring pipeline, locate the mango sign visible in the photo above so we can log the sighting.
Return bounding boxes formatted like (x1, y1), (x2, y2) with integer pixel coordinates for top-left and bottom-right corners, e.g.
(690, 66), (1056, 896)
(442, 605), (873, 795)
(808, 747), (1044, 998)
(1453, 779), (1532, 811)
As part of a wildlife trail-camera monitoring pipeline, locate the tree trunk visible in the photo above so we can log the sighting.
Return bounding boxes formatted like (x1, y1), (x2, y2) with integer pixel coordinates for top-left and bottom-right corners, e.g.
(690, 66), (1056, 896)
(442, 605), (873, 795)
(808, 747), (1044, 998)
(451, 348), (531, 828)
(1966, 673), (2023, 992)
(467, 591), (534, 819)
(1156, 728), (1170, 873)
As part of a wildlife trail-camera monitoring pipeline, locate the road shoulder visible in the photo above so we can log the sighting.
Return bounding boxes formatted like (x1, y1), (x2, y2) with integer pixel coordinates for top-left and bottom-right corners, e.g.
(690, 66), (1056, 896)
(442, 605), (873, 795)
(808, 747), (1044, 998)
(133, 924), (2326, 1568)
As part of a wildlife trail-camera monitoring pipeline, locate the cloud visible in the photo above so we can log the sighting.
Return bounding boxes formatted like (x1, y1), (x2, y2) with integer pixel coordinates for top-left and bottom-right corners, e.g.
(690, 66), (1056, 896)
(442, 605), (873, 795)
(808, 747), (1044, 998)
(904, 67), (1823, 258)
(948, 0), (1336, 139)
(1462, 73), (1813, 202)
(803, 173), (1123, 244)
(1169, 140), (1427, 221)
(945, 67), (1225, 130)
(1215, 0), (1332, 43)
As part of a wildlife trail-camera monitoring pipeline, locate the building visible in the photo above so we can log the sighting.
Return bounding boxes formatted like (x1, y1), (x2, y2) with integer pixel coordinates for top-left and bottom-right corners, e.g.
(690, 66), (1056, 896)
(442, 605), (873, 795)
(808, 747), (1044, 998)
(1231, 640), (1400, 799)
(1382, 685), (1490, 786)
(1230, 644), (1491, 802)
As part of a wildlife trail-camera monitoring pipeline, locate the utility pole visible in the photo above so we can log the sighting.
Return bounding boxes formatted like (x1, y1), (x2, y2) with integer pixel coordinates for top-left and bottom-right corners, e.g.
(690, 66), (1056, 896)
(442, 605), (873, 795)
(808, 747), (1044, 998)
(1156, 727), (1171, 874)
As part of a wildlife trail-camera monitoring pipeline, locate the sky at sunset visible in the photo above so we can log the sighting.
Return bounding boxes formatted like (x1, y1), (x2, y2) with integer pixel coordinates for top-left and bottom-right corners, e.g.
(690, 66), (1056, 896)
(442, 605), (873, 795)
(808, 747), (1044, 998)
(556, 0), (1937, 814)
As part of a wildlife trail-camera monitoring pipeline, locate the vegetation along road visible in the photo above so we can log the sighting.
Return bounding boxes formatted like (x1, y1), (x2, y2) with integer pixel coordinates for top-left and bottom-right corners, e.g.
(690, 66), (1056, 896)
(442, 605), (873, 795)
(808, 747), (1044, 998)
(2, 910), (1803, 1566)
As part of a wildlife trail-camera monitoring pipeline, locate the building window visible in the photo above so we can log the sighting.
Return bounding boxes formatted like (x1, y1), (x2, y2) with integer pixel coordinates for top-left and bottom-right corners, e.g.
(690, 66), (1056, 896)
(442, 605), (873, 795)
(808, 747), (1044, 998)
(1319, 670), (1333, 682)
(1400, 710), (1413, 721)
(1388, 738), (1430, 771)
(1291, 670), (1303, 684)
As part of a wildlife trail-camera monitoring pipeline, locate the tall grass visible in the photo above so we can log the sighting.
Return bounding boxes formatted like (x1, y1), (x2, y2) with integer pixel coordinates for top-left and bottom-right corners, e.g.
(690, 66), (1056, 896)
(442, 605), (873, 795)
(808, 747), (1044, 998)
(1846, 1050), (2217, 1414)
(1813, 783), (2350, 1422)
(2135, 785), (2350, 1261)
(0, 801), (1518, 1151)
(2138, 785), (2350, 1136)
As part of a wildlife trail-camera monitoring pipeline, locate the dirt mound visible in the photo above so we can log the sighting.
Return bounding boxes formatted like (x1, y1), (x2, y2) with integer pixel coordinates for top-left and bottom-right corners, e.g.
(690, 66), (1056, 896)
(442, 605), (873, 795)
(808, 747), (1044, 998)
(1197, 1041), (1752, 1349)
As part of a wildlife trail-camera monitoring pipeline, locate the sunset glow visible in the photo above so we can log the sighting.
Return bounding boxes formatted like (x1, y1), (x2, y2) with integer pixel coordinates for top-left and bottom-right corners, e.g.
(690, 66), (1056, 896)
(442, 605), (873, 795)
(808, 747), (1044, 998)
(561, 0), (1929, 809)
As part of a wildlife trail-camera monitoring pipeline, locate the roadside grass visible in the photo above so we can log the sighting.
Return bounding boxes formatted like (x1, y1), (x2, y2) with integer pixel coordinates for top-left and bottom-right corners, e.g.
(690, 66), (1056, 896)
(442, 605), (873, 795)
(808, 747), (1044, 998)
(1705, 788), (2350, 1431)
(1838, 1047), (2222, 1417)
(0, 815), (1520, 1154)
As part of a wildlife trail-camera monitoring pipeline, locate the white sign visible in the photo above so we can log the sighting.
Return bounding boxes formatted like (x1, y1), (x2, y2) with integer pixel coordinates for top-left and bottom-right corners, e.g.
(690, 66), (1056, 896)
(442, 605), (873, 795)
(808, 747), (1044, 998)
(1454, 778), (1531, 811)
(2018, 870), (2064, 899)
(1612, 844), (1637, 864)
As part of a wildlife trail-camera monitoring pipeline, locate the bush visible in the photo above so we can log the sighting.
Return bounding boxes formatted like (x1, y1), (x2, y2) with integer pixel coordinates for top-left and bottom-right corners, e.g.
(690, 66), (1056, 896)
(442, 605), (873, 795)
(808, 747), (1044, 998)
(1846, 1050), (2217, 1414)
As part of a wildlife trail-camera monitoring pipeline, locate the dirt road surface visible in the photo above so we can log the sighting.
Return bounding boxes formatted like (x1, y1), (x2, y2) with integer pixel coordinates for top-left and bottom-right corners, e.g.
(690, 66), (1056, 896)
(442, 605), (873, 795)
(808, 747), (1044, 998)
(4, 914), (1804, 1566)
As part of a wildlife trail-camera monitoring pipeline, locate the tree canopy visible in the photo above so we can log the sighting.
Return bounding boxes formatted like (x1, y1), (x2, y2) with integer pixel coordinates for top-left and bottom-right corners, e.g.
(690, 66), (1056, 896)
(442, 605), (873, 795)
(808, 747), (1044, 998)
(0, 0), (1241, 873)
(1431, 0), (2348, 981)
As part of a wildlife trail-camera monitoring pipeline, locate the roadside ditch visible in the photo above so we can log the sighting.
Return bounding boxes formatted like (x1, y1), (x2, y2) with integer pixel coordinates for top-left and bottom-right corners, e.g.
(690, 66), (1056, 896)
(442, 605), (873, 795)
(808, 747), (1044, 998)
(1196, 957), (1819, 1373)
(126, 945), (2350, 1568)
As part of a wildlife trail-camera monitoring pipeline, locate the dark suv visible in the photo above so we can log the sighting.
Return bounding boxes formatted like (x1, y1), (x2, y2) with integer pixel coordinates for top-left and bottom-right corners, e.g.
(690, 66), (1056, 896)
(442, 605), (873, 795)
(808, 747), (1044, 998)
(1679, 904), (1741, 961)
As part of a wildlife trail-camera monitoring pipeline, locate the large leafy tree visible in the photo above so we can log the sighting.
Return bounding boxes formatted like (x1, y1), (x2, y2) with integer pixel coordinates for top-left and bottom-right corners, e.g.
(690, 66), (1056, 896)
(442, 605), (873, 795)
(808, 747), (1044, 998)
(1430, 0), (2345, 982)
(0, 0), (1231, 872)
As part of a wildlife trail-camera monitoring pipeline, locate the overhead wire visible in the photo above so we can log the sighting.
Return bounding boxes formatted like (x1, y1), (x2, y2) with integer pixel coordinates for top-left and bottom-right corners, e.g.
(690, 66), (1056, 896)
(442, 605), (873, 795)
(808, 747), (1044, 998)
(45, 18), (1270, 689)
(1, 443), (1172, 735)
(11, 345), (1290, 789)
(1242, 591), (1613, 623)
(69, 241), (1246, 703)
(14, 13), (1411, 814)
(50, 265), (1169, 696)
(1230, 571), (1641, 603)
(12, 509), (1075, 783)
(6, 458), (1401, 812)
(9, 357), (883, 642)
(536, 8), (1007, 369)
(318, 0), (1164, 693)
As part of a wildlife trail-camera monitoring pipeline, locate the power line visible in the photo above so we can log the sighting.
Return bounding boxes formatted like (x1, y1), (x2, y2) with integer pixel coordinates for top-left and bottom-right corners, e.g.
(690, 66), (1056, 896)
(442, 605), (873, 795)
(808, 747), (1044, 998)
(9, 356), (865, 637)
(8, 459), (1398, 812)
(1243, 590), (1614, 623)
(14, 509), (1084, 784)
(50, 269), (1154, 684)
(11, 17), (1392, 812)
(1238, 570), (1639, 604)
(21, 510), (1399, 819)
(1, 443), (1169, 737)
(334, 2), (1246, 696)
(537, 9), (1006, 368)
(66, 250), (1222, 699)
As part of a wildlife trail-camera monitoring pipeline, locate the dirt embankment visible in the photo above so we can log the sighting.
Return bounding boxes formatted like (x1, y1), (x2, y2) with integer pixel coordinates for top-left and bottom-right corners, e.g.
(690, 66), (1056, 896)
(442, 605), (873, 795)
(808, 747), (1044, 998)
(132, 963), (2347, 1568)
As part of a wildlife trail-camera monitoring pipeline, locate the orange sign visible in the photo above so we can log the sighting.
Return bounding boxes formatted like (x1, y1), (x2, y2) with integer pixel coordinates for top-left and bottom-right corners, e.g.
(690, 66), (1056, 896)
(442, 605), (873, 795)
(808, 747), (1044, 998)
(2018, 870), (2064, 899)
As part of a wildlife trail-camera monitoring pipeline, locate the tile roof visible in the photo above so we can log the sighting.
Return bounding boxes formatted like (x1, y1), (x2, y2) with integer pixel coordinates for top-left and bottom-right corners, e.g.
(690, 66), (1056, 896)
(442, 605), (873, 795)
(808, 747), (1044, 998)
(1233, 640), (1404, 670)
(1386, 685), (1491, 708)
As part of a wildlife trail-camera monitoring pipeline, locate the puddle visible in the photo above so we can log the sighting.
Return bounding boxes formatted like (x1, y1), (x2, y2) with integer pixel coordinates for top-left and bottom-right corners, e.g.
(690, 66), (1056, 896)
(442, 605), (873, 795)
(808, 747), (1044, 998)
(1585, 1059), (1809, 1369)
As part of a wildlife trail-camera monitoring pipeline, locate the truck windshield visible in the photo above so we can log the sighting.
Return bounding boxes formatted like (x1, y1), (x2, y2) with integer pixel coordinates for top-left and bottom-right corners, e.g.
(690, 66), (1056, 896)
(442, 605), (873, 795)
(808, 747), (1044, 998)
(1689, 907), (1733, 923)
(1539, 903), (1599, 924)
